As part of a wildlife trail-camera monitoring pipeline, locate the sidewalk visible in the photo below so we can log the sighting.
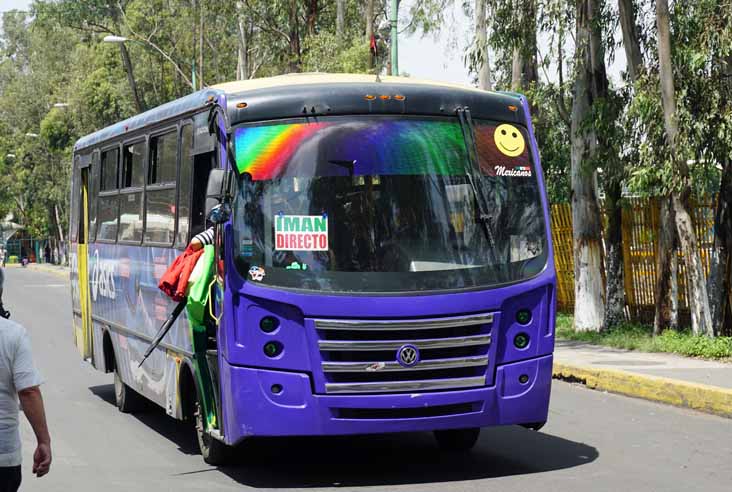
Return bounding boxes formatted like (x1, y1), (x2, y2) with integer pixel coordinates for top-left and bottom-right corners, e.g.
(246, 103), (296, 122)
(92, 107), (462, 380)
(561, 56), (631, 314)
(554, 339), (732, 418)
(5, 262), (69, 277)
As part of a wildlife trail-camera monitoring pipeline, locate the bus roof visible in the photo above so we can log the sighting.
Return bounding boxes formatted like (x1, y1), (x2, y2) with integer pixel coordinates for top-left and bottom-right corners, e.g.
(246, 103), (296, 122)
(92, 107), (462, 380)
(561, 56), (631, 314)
(210, 73), (494, 96)
(74, 73), (525, 152)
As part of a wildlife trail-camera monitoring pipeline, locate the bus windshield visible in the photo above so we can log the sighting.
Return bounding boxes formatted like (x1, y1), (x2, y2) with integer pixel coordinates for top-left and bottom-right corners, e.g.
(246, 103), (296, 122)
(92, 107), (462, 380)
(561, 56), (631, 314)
(231, 115), (547, 293)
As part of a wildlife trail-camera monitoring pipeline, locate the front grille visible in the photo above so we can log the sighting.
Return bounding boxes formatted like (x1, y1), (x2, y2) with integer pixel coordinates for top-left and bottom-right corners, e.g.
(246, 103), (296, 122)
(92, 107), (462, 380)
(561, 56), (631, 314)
(314, 313), (494, 394)
(334, 402), (480, 420)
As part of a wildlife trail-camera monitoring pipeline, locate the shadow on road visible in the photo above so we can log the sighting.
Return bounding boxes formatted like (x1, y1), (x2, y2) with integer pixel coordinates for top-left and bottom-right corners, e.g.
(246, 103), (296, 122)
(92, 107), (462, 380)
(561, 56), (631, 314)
(89, 384), (199, 456)
(90, 384), (598, 488)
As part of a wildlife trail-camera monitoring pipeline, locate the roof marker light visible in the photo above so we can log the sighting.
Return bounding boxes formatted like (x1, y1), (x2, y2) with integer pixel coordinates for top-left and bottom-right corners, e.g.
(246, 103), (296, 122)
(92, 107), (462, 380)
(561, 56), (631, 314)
(394, 95), (406, 101)
(236, 102), (248, 109)
(380, 95), (391, 100)
(508, 105), (518, 112)
(364, 95), (376, 100)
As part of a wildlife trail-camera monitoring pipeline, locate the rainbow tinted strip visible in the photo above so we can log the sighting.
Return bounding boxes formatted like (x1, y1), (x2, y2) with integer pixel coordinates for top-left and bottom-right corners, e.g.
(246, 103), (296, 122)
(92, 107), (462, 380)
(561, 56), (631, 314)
(234, 123), (326, 179)
(233, 119), (472, 180)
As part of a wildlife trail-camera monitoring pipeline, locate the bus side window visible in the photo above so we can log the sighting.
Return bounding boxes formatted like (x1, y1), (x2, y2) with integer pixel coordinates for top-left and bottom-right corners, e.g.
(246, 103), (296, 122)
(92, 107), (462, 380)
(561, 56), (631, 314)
(176, 124), (193, 247)
(145, 130), (177, 245)
(119, 140), (145, 243)
(97, 147), (120, 242)
(190, 151), (216, 237)
(89, 151), (100, 242)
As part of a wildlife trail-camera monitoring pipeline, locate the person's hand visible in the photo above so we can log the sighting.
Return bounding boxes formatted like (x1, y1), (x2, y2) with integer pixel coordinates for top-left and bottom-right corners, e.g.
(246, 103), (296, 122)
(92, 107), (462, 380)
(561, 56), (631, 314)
(32, 442), (52, 477)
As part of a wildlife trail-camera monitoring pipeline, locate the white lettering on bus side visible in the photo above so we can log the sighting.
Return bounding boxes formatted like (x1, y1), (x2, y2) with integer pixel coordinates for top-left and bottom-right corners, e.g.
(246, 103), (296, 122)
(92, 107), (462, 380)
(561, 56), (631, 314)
(91, 249), (117, 301)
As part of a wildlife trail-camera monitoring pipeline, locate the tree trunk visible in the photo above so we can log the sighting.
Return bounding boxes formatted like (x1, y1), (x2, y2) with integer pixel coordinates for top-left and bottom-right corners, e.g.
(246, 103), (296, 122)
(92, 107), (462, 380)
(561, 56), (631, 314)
(521, 0), (539, 91)
(336, 0), (345, 39)
(656, 0), (712, 336)
(617, 0), (643, 82)
(366, 0), (375, 68)
(289, 0), (302, 72)
(604, 180), (625, 329)
(118, 42), (145, 113)
(654, 197), (677, 334)
(236, 3), (249, 80)
(570, 0), (606, 332)
(511, 47), (522, 91)
(198, 0), (204, 88)
(306, 0), (318, 36)
(475, 0), (492, 90)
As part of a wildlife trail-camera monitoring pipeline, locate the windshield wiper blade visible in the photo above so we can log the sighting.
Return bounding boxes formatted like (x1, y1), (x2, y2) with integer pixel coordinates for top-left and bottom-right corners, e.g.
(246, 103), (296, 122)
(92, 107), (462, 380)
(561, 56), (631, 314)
(456, 107), (499, 260)
(328, 159), (357, 176)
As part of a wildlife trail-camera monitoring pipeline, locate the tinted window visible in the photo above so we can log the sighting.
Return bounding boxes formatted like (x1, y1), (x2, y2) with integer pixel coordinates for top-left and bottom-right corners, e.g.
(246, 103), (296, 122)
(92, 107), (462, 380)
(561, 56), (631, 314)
(149, 131), (177, 185)
(89, 153), (99, 241)
(119, 192), (143, 242)
(177, 125), (193, 246)
(232, 116), (547, 293)
(122, 141), (145, 188)
(145, 188), (176, 244)
(97, 195), (119, 241)
(100, 148), (119, 191)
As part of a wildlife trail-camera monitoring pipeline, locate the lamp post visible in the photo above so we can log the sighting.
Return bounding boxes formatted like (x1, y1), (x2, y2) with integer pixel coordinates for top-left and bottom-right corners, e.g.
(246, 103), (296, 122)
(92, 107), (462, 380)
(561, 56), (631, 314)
(103, 35), (198, 99)
(390, 0), (400, 76)
(102, 35), (146, 113)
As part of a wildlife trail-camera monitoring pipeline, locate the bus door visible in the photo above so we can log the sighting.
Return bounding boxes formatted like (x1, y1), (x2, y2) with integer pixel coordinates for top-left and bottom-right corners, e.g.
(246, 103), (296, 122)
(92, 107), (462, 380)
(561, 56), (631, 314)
(73, 153), (94, 362)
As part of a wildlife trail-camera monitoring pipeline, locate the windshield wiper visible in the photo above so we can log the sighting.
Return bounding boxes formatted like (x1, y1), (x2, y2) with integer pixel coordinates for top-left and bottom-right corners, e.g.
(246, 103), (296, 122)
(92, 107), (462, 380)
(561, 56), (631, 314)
(328, 159), (357, 176)
(456, 107), (499, 262)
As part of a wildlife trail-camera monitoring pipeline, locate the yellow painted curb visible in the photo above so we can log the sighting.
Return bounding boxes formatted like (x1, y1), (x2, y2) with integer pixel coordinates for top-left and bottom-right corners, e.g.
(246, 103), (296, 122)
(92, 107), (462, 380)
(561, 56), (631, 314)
(553, 361), (732, 418)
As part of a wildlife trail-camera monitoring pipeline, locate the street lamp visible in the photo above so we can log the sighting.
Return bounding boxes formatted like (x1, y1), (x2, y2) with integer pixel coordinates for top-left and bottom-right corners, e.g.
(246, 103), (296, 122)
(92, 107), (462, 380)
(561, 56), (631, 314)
(53, 103), (69, 108)
(25, 133), (39, 138)
(103, 35), (129, 44)
(5, 154), (16, 159)
(103, 34), (197, 94)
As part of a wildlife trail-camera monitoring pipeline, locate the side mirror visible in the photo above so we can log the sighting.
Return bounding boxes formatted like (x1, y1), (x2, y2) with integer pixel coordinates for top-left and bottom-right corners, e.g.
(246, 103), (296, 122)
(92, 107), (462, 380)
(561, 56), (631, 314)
(205, 168), (233, 221)
(207, 202), (231, 224)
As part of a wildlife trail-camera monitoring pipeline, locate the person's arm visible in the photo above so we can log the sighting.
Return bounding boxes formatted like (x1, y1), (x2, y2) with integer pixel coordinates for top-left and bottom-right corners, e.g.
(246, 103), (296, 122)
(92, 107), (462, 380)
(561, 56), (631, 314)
(190, 227), (215, 251)
(18, 386), (51, 477)
(13, 328), (51, 477)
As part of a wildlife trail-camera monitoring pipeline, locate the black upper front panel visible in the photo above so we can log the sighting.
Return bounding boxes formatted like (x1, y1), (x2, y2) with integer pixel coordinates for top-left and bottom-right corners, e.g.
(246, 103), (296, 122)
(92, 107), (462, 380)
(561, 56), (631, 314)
(226, 82), (527, 127)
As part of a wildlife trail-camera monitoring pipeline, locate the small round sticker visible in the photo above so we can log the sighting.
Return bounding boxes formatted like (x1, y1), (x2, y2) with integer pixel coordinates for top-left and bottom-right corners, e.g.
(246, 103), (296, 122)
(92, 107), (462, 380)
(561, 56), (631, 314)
(494, 124), (526, 157)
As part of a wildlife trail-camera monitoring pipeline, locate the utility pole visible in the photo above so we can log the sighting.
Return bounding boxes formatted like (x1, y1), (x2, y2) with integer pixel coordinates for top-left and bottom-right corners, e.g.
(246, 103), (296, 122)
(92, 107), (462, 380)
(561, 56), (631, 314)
(391, 0), (400, 76)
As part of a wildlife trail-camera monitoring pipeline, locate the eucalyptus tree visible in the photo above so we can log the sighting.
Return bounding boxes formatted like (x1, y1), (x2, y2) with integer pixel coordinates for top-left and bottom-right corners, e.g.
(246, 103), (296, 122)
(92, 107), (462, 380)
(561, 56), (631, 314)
(655, 0), (713, 336)
(567, 0), (612, 332)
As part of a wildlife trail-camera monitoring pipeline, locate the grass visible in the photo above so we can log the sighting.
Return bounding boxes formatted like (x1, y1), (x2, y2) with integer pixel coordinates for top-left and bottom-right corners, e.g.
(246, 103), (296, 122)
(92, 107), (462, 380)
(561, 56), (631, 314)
(556, 313), (732, 360)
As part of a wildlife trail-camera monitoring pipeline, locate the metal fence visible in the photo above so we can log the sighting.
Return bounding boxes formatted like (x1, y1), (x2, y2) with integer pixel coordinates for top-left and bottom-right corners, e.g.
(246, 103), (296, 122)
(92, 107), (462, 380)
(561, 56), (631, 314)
(551, 196), (731, 334)
(3, 238), (68, 265)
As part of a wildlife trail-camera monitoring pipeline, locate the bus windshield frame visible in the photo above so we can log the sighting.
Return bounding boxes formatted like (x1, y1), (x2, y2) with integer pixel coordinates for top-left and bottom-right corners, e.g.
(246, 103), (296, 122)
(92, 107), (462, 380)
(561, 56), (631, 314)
(230, 114), (548, 295)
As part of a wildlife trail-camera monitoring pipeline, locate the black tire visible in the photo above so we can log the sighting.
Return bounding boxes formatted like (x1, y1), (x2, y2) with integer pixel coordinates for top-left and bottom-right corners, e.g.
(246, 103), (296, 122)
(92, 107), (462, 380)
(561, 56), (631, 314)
(520, 421), (546, 431)
(194, 398), (232, 465)
(434, 428), (481, 452)
(114, 368), (145, 413)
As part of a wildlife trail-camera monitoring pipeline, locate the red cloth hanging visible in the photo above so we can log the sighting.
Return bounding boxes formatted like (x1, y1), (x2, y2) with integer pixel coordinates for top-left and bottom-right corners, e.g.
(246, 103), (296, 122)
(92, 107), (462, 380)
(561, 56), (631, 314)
(158, 246), (205, 302)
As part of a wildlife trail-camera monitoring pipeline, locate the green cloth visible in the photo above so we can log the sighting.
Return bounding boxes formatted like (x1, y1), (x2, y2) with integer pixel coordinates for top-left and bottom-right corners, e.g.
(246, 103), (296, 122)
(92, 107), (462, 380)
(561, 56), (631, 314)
(186, 245), (215, 327)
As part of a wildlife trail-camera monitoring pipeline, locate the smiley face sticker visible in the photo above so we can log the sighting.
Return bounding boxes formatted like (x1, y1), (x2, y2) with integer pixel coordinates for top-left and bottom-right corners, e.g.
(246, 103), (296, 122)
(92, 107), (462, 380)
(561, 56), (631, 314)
(494, 124), (526, 157)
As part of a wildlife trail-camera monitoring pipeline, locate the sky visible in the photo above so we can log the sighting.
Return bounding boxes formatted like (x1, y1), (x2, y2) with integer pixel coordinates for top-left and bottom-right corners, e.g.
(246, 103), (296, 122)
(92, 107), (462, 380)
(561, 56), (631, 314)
(1, 0), (624, 88)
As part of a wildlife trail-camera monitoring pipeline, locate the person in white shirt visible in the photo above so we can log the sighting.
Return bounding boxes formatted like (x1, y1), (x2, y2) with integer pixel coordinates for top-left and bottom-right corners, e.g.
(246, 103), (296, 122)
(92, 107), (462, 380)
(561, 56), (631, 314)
(0, 259), (7, 319)
(0, 318), (51, 491)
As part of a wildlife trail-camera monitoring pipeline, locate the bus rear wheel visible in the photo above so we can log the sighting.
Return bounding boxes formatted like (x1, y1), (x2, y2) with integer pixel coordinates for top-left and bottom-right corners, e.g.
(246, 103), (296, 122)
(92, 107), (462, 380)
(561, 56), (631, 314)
(114, 368), (145, 413)
(194, 399), (232, 466)
(434, 428), (481, 452)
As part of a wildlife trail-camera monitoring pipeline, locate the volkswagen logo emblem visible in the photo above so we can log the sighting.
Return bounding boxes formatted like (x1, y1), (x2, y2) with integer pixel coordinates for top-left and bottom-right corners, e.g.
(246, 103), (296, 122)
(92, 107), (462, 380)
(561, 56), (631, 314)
(397, 344), (419, 367)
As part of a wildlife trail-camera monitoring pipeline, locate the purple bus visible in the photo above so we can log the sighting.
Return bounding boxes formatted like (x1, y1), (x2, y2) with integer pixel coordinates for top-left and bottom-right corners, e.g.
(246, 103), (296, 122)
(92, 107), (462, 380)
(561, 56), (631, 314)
(69, 74), (555, 464)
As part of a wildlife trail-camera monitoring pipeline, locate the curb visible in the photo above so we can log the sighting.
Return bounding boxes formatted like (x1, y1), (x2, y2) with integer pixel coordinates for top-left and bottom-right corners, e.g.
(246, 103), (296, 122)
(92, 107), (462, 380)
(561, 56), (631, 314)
(553, 361), (732, 419)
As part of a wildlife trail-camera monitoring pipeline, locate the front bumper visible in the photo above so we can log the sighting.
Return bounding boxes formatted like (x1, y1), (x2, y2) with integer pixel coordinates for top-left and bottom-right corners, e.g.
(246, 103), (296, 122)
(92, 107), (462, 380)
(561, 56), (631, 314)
(219, 354), (553, 444)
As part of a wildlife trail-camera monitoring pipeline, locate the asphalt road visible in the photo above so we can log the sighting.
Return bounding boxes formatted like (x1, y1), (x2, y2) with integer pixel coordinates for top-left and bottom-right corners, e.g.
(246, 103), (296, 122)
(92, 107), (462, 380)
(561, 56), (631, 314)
(4, 266), (732, 492)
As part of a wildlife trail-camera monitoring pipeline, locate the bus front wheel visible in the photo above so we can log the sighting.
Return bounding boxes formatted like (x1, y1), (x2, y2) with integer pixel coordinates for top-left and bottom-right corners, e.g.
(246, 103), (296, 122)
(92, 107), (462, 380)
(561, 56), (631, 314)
(434, 428), (481, 452)
(114, 368), (145, 413)
(194, 398), (232, 466)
